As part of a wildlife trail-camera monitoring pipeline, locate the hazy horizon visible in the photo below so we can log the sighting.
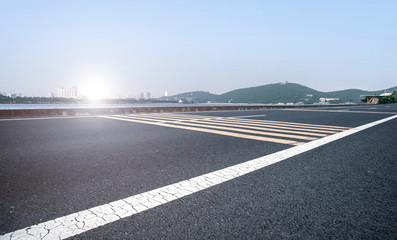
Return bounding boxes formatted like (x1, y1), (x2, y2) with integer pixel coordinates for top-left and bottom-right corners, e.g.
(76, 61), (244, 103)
(2, 80), (397, 98)
(1, 1), (396, 98)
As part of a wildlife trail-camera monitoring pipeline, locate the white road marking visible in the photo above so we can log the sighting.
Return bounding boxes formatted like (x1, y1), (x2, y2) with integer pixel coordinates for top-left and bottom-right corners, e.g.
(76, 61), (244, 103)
(119, 115), (318, 141)
(187, 119), (329, 137)
(220, 117), (350, 130)
(150, 113), (349, 130)
(128, 113), (349, 130)
(233, 114), (267, 118)
(104, 115), (305, 145)
(284, 109), (397, 115)
(0, 116), (95, 121)
(1, 115), (396, 240)
(124, 113), (337, 137)
(203, 118), (345, 132)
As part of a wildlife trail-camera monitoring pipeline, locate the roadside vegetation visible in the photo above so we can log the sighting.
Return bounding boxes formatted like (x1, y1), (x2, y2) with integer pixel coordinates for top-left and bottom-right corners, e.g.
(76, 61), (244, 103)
(378, 91), (397, 104)
(361, 91), (397, 104)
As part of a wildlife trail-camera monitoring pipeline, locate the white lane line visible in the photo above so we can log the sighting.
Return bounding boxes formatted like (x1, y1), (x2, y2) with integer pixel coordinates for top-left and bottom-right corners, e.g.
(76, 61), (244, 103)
(234, 114), (267, 118)
(2, 114), (396, 240)
(0, 116), (95, 121)
(152, 114), (268, 119)
(284, 109), (397, 115)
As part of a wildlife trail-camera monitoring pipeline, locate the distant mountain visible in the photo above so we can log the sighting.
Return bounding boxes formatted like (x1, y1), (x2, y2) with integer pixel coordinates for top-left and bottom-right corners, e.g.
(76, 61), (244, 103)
(164, 83), (397, 104)
(217, 83), (321, 103)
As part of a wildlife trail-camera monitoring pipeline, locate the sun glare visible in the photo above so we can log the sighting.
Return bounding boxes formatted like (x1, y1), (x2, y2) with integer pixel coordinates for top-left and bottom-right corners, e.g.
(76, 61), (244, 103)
(79, 71), (114, 100)
(83, 84), (109, 100)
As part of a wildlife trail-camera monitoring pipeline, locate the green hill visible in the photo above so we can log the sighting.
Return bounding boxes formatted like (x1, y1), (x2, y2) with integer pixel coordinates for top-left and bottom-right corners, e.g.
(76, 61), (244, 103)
(166, 83), (397, 104)
(217, 82), (322, 104)
(324, 87), (397, 103)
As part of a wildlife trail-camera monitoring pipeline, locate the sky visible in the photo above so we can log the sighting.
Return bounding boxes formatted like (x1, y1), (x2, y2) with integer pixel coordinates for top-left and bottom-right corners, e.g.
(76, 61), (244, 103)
(0, 0), (396, 98)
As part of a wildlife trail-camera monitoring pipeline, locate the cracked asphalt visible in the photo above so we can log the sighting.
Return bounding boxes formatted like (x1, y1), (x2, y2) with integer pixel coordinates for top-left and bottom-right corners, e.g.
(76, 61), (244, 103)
(1, 104), (397, 239)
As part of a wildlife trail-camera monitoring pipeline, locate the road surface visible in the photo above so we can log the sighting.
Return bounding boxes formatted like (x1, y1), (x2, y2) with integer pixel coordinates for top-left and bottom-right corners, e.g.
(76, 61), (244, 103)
(1, 104), (397, 239)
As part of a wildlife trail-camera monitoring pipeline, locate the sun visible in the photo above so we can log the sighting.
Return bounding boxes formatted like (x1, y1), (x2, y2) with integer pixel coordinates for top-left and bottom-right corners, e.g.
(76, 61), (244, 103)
(74, 64), (119, 100)
(79, 73), (112, 100)
(82, 82), (109, 100)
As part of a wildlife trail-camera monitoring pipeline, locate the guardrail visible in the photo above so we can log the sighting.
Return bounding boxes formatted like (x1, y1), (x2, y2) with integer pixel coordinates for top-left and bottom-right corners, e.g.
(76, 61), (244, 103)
(0, 104), (358, 119)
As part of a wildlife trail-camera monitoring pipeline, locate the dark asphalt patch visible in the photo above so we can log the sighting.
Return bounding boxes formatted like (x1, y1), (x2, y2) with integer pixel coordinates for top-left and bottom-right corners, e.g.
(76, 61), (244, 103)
(76, 119), (397, 239)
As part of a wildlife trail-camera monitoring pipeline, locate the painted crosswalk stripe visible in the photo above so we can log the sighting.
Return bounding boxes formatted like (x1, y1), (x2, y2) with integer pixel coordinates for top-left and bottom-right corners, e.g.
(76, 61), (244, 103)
(187, 119), (331, 136)
(117, 113), (348, 141)
(214, 117), (349, 130)
(134, 114), (340, 134)
(139, 113), (349, 131)
(121, 114), (326, 139)
(129, 114), (337, 136)
(103, 113), (349, 145)
(119, 115), (318, 141)
(104, 115), (305, 145)
(2, 114), (395, 240)
(202, 118), (343, 133)
(124, 113), (346, 134)
(187, 119), (328, 137)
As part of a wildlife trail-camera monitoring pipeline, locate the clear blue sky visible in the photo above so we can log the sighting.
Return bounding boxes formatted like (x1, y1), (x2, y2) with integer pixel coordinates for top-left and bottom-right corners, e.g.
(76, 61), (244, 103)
(0, 0), (396, 97)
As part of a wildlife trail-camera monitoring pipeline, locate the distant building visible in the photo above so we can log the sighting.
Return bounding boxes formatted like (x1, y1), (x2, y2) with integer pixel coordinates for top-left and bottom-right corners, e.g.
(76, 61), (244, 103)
(144, 92), (151, 99)
(48, 92), (55, 98)
(57, 86), (78, 98)
(319, 97), (339, 103)
(363, 94), (391, 104)
(380, 92), (392, 96)
(279, 81), (288, 85)
(70, 86), (78, 98)
(58, 87), (65, 97)
(164, 91), (168, 97)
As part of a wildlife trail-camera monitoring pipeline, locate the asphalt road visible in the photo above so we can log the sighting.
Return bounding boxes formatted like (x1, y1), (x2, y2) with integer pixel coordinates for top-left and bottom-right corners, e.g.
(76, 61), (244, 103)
(1, 104), (397, 239)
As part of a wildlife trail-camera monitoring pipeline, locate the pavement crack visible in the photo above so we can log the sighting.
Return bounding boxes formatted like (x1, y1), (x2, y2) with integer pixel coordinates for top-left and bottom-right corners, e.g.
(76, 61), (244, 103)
(40, 229), (50, 240)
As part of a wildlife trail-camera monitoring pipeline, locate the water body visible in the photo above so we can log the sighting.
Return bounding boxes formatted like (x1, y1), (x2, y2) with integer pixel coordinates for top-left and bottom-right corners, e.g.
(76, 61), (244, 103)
(0, 103), (282, 110)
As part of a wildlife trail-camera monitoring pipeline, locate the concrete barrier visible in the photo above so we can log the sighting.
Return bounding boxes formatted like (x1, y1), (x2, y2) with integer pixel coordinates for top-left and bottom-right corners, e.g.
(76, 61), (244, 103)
(0, 104), (358, 119)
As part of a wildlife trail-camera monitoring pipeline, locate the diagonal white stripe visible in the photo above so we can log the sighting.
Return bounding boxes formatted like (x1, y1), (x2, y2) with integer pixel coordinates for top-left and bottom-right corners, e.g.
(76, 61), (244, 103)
(1, 115), (396, 240)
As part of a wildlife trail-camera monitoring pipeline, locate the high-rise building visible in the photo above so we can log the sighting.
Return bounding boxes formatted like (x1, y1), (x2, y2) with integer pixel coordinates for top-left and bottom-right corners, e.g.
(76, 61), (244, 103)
(57, 86), (78, 98)
(58, 87), (65, 97)
(66, 88), (71, 97)
(71, 86), (78, 98)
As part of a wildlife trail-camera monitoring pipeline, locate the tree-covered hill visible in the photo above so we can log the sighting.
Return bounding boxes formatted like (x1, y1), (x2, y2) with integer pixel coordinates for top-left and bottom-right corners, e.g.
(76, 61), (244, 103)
(216, 83), (321, 103)
(166, 83), (397, 104)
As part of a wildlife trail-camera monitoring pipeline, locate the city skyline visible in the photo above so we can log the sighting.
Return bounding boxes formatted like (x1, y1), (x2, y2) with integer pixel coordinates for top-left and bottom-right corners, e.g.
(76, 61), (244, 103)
(2, 80), (396, 100)
(1, 1), (396, 97)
